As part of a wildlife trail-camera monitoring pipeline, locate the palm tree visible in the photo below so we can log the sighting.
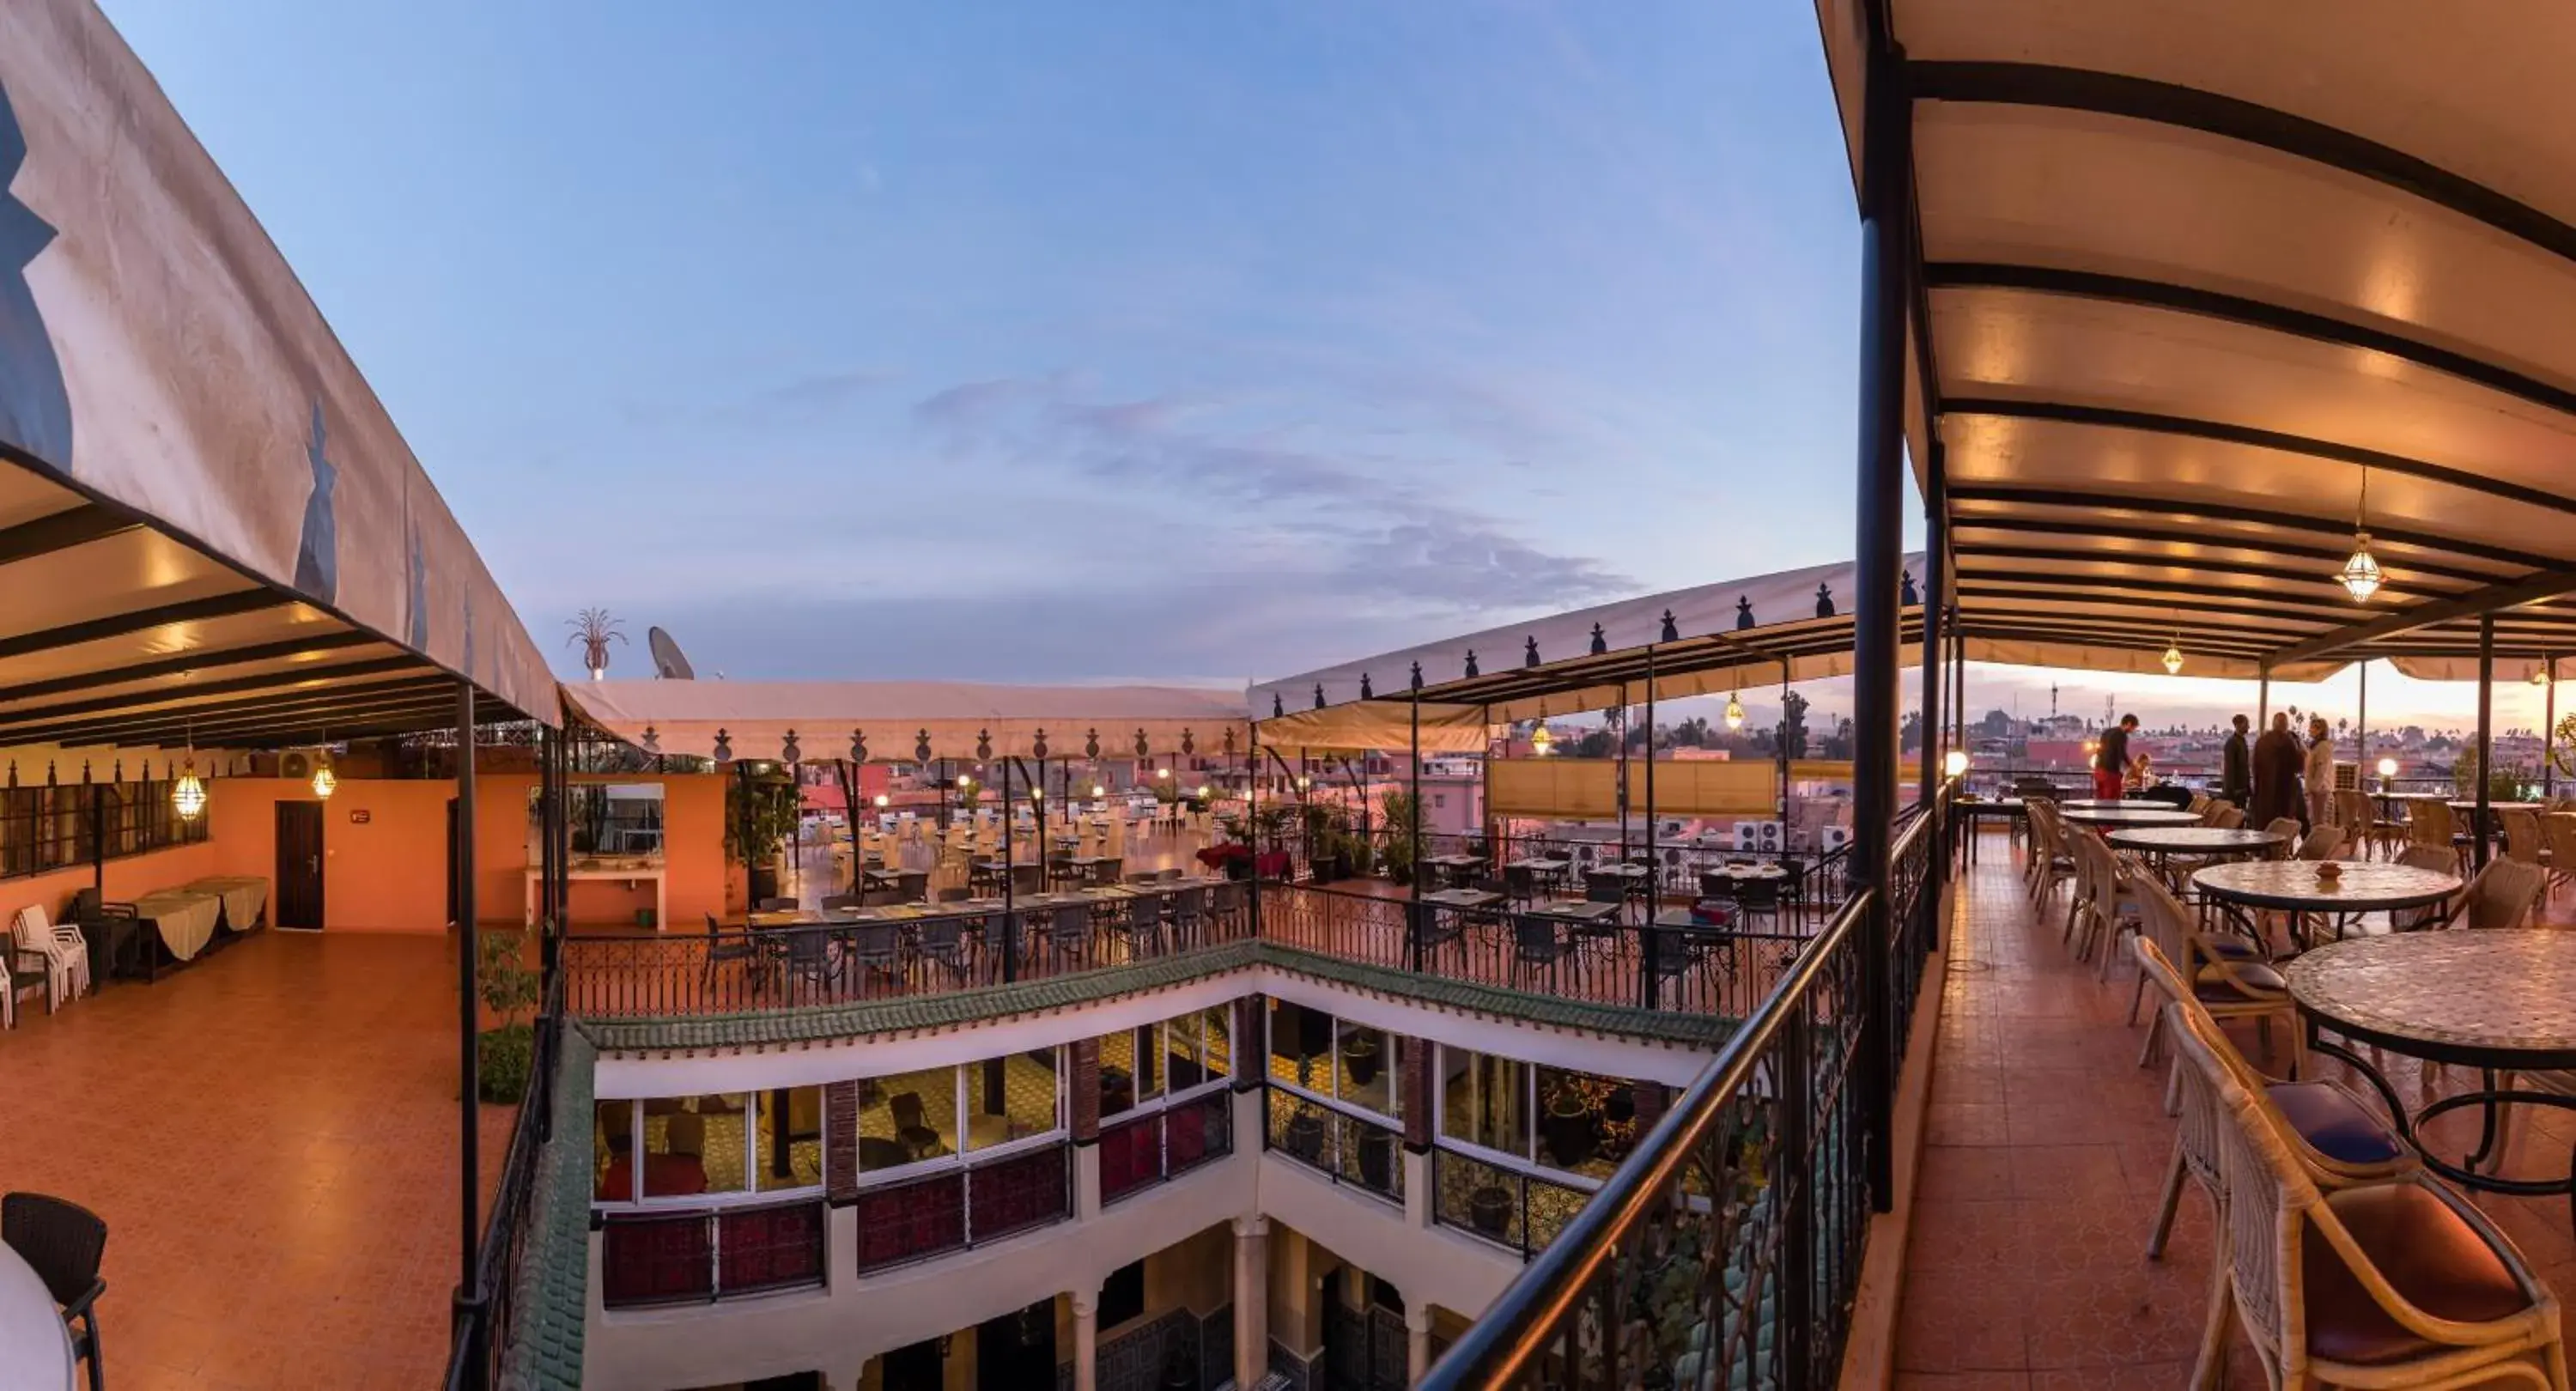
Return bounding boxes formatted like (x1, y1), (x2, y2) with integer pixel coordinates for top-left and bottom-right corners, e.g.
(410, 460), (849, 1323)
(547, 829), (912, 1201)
(567, 608), (627, 679)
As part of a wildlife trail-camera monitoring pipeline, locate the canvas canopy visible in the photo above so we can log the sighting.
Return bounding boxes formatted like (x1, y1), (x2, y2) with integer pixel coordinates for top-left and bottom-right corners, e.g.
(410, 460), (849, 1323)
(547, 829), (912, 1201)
(564, 680), (1250, 766)
(0, 0), (555, 755)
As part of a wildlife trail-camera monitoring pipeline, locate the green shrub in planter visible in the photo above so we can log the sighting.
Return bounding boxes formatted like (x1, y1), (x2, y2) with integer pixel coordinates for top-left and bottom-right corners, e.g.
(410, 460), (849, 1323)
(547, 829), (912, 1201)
(477, 1022), (533, 1103)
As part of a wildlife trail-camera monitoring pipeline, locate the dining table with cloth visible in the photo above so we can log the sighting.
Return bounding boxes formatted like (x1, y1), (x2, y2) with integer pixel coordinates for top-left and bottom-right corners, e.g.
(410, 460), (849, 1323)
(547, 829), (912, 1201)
(131, 888), (225, 961)
(185, 875), (270, 932)
(0, 1241), (73, 1391)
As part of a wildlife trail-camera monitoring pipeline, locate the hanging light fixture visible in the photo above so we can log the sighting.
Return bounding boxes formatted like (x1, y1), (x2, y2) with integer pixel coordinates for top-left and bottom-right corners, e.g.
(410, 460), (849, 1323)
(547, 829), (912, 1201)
(1528, 724), (1553, 756)
(311, 750), (337, 799)
(172, 721), (207, 821)
(2339, 466), (2383, 601)
(1091, 784), (1107, 799)
(1724, 691), (1746, 731)
(2161, 641), (2184, 677)
(2535, 665), (2554, 688)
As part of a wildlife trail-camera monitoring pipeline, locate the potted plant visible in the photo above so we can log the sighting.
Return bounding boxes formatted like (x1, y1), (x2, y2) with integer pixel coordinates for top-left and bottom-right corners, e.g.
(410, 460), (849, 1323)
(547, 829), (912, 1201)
(1342, 1031), (1382, 1089)
(1377, 790), (1420, 886)
(725, 767), (799, 905)
(1284, 1106), (1327, 1163)
(1540, 1075), (1610, 1170)
(474, 924), (542, 1103)
(1355, 1126), (1395, 1193)
(1467, 1182), (1514, 1237)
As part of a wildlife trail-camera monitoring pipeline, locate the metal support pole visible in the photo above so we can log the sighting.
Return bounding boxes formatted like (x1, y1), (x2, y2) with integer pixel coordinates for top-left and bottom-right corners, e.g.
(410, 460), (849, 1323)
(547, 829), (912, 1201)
(2546, 653), (2557, 799)
(2476, 616), (2494, 868)
(2257, 675), (2269, 732)
(2356, 662), (2371, 853)
(1920, 441), (1947, 813)
(1001, 756), (1018, 981)
(1643, 647), (1661, 1008)
(452, 680), (481, 1355)
(1248, 722), (1263, 937)
(1616, 680), (1631, 858)
(1849, 24), (1910, 1215)
(1406, 697), (1423, 970)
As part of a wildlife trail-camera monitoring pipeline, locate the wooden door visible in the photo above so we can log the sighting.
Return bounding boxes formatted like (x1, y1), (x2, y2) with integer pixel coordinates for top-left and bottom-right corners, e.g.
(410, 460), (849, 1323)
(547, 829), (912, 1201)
(275, 801), (325, 929)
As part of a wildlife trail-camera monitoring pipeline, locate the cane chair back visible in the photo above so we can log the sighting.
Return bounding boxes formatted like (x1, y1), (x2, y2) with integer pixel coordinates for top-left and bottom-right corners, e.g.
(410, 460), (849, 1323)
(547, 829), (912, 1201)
(2294, 825), (2345, 862)
(2409, 798), (2458, 853)
(2262, 817), (2305, 860)
(2458, 858), (2549, 931)
(2503, 807), (2549, 869)
(2200, 796), (2234, 826)
(2211, 805), (2246, 830)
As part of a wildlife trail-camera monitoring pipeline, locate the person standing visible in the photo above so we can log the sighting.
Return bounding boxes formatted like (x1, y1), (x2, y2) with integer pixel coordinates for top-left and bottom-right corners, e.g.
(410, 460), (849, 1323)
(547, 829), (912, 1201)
(2251, 712), (2304, 829)
(2093, 714), (2138, 799)
(2304, 715), (2337, 832)
(2221, 714), (2252, 809)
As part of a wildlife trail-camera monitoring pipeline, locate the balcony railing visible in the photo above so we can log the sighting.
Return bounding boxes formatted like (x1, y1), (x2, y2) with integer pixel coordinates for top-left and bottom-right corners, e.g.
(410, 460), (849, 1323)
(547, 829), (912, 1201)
(1430, 1148), (1595, 1261)
(444, 974), (567, 1391)
(1099, 1090), (1234, 1205)
(852, 1141), (1072, 1275)
(1265, 1088), (1406, 1205)
(1421, 791), (1947, 1390)
(600, 1198), (829, 1309)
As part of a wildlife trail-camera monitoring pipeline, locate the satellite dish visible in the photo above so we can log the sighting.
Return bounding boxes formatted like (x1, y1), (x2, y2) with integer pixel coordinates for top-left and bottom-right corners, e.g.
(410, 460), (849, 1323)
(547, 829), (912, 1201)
(647, 627), (697, 680)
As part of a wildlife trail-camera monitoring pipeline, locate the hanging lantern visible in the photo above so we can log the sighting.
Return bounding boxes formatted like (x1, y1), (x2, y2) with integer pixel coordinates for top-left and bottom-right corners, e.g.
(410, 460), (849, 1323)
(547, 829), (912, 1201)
(2161, 640), (2184, 676)
(311, 755), (337, 800)
(1529, 724), (1554, 756)
(2339, 469), (2381, 601)
(173, 759), (207, 821)
(1091, 784), (1107, 799)
(2535, 665), (2554, 688)
(1724, 692), (1745, 731)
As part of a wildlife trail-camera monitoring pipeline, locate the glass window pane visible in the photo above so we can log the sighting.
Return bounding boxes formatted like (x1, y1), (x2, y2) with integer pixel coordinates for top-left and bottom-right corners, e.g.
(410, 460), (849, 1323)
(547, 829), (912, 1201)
(1099, 1027), (1139, 1117)
(1269, 999), (1330, 1091)
(1536, 1066), (1632, 1176)
(755, 1086), (826, 1191)
(1337, 1019), (1392, 1116)
(642, 1094), (749, 1195)
(969, 1050), (1063, 1149)
(1135, 1024), (1164, 1101)
(857, 1068), (959, 1171)
(1202, 1006), (1232, 1079)
(1441, 1049), (1527, 1156)
(592, 1099), (635, 1202)
(1168, 1012), (1206, 1091)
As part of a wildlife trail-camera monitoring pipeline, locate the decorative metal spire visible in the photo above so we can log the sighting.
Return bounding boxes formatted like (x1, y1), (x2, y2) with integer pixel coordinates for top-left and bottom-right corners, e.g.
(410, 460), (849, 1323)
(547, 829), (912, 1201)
(1660, 609), (1679, 643)
(1463, 649), (1479, 677)
(1589, 623), (1607, 655)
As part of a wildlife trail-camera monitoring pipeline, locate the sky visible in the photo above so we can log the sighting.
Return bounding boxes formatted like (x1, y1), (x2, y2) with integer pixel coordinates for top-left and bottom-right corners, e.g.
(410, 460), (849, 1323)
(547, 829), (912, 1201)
(93, 2), (2513, 730)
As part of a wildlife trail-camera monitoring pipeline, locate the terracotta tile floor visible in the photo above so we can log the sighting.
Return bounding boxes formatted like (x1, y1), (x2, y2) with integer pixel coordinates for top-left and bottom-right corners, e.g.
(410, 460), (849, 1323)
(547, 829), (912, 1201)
(0, 929), (511, 1390)
(1896, 838), (2576, 1388)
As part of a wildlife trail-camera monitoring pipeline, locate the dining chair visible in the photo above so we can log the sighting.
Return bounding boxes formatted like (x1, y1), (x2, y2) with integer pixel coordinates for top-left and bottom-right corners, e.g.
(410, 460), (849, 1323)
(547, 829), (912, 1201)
(1504, 863), (1539, 909)
(2197, 796), (2233, 827)
(756, 896), (798, 913)
(2545, 815), (2576, 902)
(2454, 858), (2549, 931)
(2, 1192), (106, 1391)
(915, 920), (974, 988)
(1170, 888), (1207, 950)
(819, 893), (861, 912)
(2502, 806), (2552, 879)
(1047, 903), (1092, 967)
(1508, 916), (1572, 994)
(2332, 790), (2372, 858)
(782, 929), (838, 999)
(2293, 825), (2345, 861)
(843, 924), (900, 990)
(702, 913), (764, 997)
(2261, 817), (2304, 860)
(2130, 873), (2300, 1079)
(2199, 1030), (2567, 1391)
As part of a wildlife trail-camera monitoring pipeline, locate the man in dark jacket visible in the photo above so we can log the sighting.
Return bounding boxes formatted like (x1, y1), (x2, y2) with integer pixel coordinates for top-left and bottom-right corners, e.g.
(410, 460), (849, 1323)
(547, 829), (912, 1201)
(2251, 711), (2305, 828)
(2093, 714), (2137, 799)
(2221, 714), (2252, 809)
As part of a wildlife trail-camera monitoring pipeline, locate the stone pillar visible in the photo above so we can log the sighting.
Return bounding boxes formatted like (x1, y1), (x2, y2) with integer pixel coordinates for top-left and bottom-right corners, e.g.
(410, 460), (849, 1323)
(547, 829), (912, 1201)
(1072, 1285), (1101, 1391)
(1071, 1036), (1103, 1141)
(1232, 1214), (1271, 1390)
(1406, 1304), (1434, 1387)
(1400, 1034), (1434, 1230)
(825, 1080), (863, 1206)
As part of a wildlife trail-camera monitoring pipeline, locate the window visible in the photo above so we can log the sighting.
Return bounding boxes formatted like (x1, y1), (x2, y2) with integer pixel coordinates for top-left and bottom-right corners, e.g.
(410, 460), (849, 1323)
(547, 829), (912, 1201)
(1436, 1048), (1642, 1182)
(592, 1089), (823, 1204)
(1097, 1010), (1230, 1119)
(1442, 1050), (1528, 1156)
(967, 1052), (1062, 1151)
(1267, 1000), (1397, 1121)
(858, 1067), (962, 1173)
(1100, 1260), (1146, 1329)
(1099, 1011), (1236, 1205)
(0, 777), (211, 882)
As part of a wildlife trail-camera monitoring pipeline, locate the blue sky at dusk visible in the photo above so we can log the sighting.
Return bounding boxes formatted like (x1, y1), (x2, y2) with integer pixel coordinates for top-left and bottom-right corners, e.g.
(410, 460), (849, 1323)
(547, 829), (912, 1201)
(95, 2), (2506, 726)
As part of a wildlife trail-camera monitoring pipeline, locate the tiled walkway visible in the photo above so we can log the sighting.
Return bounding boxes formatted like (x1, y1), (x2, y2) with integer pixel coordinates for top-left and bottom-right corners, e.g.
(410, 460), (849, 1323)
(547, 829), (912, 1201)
(1896, 841), (2576, 1388)
(0, 929), (511, 1390)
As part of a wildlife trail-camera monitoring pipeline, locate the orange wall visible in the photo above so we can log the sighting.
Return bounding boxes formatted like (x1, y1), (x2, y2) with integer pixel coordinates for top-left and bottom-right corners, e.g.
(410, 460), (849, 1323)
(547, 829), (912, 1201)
(0, 838), (228, 932)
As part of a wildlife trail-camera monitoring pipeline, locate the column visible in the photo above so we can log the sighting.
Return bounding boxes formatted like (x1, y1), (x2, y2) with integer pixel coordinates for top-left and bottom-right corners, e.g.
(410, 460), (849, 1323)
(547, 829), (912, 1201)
(1232, 1214), (1271, 1391)
(1406, 1303), (1434, 1387)
(1072, 1284), (1101, 1391)
(1072, 1036), (1103, 1221)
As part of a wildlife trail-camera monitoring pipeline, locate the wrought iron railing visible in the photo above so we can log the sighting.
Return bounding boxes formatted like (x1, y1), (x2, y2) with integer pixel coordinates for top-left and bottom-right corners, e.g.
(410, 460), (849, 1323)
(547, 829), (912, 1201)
(1419, 793), (1947, 1390)
(1431, 1148), (1595, 1261)
(1265, 1088), (1406, 1205)
(443, 973), (566, 1391)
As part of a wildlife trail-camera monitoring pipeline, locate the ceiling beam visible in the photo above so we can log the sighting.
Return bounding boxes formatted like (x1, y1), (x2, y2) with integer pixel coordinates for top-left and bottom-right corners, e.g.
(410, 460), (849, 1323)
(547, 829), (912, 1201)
(0, 632), (381, 706)
(1955, 582), (2338, 629)
(1908, 62), (2576, 271)
(1951, 513), (2510, 586)
(0, 590), (296, 664)
(0, 504), (143, 566)
(2264, 570), (2576, 667)
(1947, 484), (2567, 572)
(0, 676), (455, 747)
(43, 696), (465, 752)
(1955, 569), (2383, 615)
(1957, 544), (2458, 598)
(1929, 262), (2576, 423)
(0, 652), (419, 728)
(1943, 397), (2576, 519)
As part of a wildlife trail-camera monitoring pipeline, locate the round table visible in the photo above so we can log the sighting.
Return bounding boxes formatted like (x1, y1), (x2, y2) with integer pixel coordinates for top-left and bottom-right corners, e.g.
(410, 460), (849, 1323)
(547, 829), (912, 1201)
(2053, 798), (2161, 811)
(0, 1243), (74, 1391)
(2105, 826), (2287, 882)
(2190, 860), (2459, 952)
(2288, 930), (2576, 1227)
(2055, 805), (2202, 828)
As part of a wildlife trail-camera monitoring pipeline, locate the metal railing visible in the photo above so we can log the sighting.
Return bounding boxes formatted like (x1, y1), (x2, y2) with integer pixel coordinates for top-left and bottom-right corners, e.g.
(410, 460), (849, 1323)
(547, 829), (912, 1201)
(1420, 795), (1946, 1390)
(1099, 1090), (1233, 1205)
(443, 974), (566, 1391)
(1265, 1088), (1406, 1205)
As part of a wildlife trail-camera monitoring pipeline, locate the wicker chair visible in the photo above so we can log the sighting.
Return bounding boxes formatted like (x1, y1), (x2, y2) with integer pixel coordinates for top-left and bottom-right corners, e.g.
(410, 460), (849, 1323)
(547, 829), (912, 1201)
(2503, 807), (2552, 878)
(2069, 833), (2144, 977)
(2196, 1034), (2568, 1391)
(2199, 796), (2235, 826)
(2024, 800), (2077, 908)
(2261, 817), (2306, 860)
(2455, 858), (2549, 931)
(2294, 824), (2345, 862)
(2546, 814), (2576, 901)
(2409, 798), (2465, 869)
(2, 1192), (106, 1391)
(2211, 804), (2247, 830)
(2131, 872), (2301, 1079)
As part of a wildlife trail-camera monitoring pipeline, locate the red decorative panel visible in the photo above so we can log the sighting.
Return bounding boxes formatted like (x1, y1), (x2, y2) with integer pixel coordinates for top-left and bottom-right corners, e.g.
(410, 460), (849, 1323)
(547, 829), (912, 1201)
(853, 1171), (966, 1273)
(1167, 1091), (1231, 1177)
(968, 1143), (1069, 1243)
(717, 1200), (826, 1295)
(1099, 1112), (1163, 1204)
(601, 1212), (713, 1308)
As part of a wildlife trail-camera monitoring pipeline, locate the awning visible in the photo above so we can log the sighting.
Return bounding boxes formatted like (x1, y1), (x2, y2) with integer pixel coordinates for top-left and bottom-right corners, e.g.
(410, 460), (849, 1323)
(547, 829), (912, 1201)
(1812, 2), (2576, 675)
(0, 0), (555, 754)
(563, 680), (1251, 765)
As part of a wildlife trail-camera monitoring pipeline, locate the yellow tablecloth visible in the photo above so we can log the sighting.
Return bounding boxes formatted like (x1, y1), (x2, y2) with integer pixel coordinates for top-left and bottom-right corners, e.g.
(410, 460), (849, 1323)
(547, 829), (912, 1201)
(132, 889), (224, 961)
(185, 876), (269, 932)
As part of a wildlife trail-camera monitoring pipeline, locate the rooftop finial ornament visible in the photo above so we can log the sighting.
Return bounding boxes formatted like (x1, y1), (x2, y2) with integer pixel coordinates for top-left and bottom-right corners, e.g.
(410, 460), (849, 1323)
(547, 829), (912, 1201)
(1272, 693), (1285, 718)
(1181, 728), (1195, 756)
(713, 728), (732, 763)
(1815, 583), (1835, 618)
(1314, 683), (1327, 709)
(1660, 610), (1679, 643)
(1134, 728), (1151, 758)
(641, 725), (659, 754)
(781, 729), (801, 764)
(1222, 727), (1236, 756)
(1409, 661), (1422, 691)
(1086, 728), (1102, 759)
(1463, 649), (1479, 677)
(914, 729), (933, 763)
(1359, 672), (1374, 699)
(567, 607), (627, 681)
(1524, 636), (1540, 668)
(1589, 623), (1607, 655)
(1033, 728), (1049, 759)
(850, 728), (867, 763)
(975, 728), (993, 761)
(1900, 569), (1919, 607)
(1735, 596), (1755, 630)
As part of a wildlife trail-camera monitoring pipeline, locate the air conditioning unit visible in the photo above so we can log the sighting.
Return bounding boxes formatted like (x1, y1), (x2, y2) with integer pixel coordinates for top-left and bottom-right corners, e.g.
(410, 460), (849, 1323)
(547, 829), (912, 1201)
(278, 747), (328, 781)
(1820, 824), (1853, 853)
(1735, 820), (1784, 853)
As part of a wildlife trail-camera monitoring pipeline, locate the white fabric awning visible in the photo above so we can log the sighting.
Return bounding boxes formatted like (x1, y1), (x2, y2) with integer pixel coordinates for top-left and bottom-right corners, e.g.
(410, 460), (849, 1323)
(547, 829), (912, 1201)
(565, 680), (1251, 765)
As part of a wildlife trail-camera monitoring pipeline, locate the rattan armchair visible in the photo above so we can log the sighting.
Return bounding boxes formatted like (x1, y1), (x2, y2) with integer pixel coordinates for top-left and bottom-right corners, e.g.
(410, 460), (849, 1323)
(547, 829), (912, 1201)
(2131, 872), (2301, 1080)
(2294, 824), (2346, 862)
(2454, 858), (2549, 931)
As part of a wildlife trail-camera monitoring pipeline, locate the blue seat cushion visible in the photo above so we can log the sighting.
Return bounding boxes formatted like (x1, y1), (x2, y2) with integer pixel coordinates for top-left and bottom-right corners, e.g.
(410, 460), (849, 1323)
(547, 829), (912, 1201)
(2195, 960), (2287, 995)
(2268, 1081), (2407, 1165)
(2202, 935), (2261, 959)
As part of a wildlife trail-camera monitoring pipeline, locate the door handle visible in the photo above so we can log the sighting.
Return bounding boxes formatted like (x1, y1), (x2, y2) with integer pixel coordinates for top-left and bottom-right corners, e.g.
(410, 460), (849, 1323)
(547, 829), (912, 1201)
(311, 855), (320, 872)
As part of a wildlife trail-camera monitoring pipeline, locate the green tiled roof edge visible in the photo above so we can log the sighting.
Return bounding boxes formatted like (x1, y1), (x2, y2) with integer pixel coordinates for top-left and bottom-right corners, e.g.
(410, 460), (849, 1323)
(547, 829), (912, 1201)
(579, 941), (1735, 1052)
(500, 1024), (597, 1391)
